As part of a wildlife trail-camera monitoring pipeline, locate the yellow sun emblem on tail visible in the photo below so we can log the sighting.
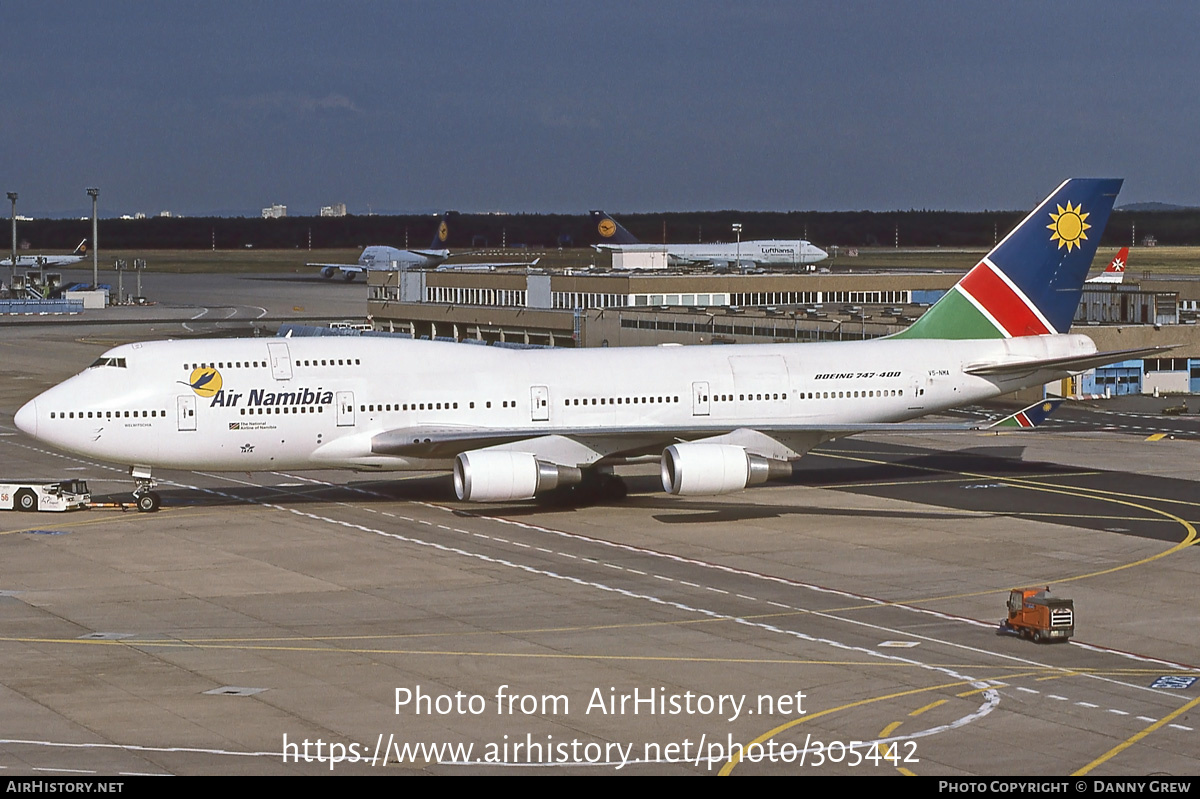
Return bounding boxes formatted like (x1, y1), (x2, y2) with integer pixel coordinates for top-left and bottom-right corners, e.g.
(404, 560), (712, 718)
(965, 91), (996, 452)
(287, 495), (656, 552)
(1047, 201), (1090, 252)
(438, 221), (449, 243)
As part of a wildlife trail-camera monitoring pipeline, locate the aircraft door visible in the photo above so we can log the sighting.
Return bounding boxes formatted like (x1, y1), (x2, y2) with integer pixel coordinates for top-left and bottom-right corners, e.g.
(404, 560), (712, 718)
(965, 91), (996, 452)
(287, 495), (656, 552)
(336, 391), (355, 427)
(267, 342), (293, 381)
(909, 376), (928, 410)
(692, 381), (710, 417)
(531, 385), (549, 422)
(177, 395), (197, 431)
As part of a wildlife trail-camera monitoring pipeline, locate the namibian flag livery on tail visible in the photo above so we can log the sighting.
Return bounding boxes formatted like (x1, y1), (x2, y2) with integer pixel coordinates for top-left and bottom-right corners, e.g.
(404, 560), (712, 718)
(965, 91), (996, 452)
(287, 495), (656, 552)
(987, 398), (1066, 429)
(896, 179), (1123, 340)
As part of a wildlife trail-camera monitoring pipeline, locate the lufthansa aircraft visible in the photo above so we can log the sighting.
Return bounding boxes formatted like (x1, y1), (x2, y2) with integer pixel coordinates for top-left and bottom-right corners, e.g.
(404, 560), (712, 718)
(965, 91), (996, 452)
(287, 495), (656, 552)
(1, 239), (88, 269)
(309, 217), (536, 280)
(16, 179), (1157, 511)
(591, 211), (828, 269)
(308, 218), (451, 280)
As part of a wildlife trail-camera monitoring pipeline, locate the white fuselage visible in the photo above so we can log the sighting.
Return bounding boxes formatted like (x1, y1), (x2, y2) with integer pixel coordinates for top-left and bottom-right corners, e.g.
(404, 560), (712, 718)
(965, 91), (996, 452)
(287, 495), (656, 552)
(600, 240), (828, 267)
(1, 254), (85, 268)
(16, 334), (1095, 475)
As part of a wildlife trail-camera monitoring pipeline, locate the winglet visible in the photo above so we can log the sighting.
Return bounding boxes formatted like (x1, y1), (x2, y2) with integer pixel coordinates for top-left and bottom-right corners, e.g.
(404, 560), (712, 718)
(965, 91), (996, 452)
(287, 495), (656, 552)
(986, 398), (1066, 429)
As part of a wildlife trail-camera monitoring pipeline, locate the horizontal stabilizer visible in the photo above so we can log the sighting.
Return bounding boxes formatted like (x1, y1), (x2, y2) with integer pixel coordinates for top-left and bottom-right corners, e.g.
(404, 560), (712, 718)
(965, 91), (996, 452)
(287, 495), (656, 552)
(964, 345), (1174, 377)
(986, 398), (1066, 429)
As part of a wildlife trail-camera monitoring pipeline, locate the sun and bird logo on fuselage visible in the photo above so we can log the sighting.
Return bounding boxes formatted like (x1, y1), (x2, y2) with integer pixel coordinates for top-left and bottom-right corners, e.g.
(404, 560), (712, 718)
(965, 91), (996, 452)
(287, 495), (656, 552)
(180, 367), (334, 409)
(182, 367), (222, 398)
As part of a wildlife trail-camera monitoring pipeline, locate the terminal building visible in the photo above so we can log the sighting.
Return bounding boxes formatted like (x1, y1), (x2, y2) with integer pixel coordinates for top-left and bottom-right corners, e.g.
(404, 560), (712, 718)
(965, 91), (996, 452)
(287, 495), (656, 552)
(367, 267), (957, 347)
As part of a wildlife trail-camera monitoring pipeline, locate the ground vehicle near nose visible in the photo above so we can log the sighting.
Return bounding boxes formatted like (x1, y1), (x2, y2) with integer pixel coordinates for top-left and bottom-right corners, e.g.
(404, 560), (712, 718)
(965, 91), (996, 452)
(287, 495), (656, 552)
(0, 480), (91, 512)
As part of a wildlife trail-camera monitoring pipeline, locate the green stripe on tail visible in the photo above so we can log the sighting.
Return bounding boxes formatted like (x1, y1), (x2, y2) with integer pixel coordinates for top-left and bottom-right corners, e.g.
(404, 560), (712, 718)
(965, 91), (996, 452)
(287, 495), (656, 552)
(892, 289), (1004, 340)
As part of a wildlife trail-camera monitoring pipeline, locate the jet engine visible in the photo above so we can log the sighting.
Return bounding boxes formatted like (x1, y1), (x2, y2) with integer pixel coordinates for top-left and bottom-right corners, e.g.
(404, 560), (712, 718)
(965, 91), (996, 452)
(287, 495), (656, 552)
(454, 450), (582, 502)
(661, 443), (790, 496)
(321, 267), (336, 279)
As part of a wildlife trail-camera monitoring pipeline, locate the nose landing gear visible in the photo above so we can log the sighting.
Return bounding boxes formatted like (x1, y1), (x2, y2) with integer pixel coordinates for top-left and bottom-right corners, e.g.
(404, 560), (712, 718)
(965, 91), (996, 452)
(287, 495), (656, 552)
(131, 466), (161, 513)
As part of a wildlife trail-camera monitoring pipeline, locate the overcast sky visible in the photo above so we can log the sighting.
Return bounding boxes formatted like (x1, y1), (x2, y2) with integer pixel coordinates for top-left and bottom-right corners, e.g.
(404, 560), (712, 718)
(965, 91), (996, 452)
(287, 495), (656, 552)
(5, 2), (1199, 216)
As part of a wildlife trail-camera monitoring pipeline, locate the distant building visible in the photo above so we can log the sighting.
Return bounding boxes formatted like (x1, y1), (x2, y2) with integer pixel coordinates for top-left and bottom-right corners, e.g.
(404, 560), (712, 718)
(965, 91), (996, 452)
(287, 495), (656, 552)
(261, 204), (287, 219)
(320, 203), (347, 217)
(158, 210), (172, 218)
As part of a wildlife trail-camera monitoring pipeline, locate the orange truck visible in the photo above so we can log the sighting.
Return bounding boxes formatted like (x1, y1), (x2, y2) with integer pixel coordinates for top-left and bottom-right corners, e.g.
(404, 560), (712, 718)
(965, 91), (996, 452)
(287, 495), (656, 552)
(997, 586), (1074, 643)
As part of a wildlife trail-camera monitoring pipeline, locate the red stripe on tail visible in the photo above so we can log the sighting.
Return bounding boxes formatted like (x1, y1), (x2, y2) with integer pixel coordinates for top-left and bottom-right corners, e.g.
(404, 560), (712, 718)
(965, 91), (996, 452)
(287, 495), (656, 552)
(960, 264), (1054, 337)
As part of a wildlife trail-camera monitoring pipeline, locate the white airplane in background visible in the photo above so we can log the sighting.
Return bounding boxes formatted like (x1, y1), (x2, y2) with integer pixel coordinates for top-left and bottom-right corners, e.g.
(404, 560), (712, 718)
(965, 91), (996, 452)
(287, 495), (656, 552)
(1085, 246), (1129, 284)
(309, 217), (538, 281)
(16, 179), (1162, 512)
(309, 219), (451, 280)
(1, 239), (88, 268)
(591, 211), (827, 269)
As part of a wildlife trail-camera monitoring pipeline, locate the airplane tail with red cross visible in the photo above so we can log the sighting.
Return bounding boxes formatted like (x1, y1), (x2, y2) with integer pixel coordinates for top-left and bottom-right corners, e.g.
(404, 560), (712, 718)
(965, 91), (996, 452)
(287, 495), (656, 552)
(1086, 246), (1129, 284)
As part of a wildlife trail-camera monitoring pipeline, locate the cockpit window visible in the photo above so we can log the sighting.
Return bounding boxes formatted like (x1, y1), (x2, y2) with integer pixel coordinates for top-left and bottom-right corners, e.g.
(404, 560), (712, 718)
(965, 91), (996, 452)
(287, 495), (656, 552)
(88, 357), (127, 368)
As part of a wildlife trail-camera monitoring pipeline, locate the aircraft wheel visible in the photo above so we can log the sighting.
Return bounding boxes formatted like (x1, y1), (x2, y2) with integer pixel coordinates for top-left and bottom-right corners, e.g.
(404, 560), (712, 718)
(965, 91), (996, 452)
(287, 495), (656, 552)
(136, 491), (161, 513)
(596, 473), (628, 501)
(15, 489), (38, 512)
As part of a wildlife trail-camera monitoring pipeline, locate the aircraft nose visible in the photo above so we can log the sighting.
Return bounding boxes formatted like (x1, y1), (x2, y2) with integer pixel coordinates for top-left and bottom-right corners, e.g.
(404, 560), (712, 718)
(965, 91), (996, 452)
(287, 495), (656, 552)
(15, 398), (37, 438)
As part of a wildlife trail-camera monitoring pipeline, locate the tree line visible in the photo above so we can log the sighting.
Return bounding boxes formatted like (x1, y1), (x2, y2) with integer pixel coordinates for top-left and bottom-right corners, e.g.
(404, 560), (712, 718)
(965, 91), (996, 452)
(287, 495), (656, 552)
(7, 209), (1196, 251)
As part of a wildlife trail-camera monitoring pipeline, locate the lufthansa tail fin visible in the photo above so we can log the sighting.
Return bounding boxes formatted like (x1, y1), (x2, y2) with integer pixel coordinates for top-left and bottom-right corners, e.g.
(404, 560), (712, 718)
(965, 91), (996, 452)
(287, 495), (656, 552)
(74, 239), (88, 256)
(590, 210), (642, 245)
(895, 178), (1122, 340)
(429, 215), (450, 251)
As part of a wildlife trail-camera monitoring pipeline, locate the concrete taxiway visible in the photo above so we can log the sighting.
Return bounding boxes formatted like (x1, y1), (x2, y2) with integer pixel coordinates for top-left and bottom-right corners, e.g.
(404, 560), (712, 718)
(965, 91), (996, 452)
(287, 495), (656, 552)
(0, 280), (1197, 775)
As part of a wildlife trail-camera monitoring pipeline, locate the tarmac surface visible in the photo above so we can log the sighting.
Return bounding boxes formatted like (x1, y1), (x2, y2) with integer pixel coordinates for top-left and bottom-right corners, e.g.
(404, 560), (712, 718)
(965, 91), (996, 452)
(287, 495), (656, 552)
(0, 277), (1197, 776)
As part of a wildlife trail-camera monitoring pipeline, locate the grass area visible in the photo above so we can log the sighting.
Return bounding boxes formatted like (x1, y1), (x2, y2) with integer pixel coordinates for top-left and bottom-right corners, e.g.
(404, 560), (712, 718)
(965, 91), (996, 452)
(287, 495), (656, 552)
(100, 249), (362, 273)
(91, 246), (1200, 276)
(833, 246), (1200, 276)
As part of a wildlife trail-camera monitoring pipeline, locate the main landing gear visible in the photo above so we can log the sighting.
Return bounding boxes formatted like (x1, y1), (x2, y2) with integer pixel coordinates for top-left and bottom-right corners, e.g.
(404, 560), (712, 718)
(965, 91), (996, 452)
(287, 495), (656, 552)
(542, 470), (628, 506)
(130, 466), (161, 513)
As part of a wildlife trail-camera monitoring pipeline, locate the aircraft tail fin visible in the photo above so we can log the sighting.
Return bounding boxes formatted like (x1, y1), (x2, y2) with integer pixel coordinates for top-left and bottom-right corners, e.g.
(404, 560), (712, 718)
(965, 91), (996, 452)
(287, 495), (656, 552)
(74, 239), (88, 255)
(895, 178), (1123, 340)
(1086, 246), (1128, 284)
(590, 210), (641, 245)
(428, 215), (450, 251)
(986, 397), (1066, 429)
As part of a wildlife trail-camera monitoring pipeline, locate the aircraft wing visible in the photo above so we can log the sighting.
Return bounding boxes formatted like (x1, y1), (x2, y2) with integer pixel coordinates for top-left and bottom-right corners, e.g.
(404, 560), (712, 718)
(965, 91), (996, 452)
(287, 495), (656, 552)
(369, 411), (1036, 466)
(964, 345), (1173, 377)
(307, 262), (364, 272)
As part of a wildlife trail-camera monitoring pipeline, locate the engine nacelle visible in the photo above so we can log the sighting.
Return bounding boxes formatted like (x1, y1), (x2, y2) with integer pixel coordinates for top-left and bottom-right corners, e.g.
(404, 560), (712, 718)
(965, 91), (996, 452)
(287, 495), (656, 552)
(321, 266), (336, 279)
(661, 443), (788, 496)
(454, 450), (582, 502)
